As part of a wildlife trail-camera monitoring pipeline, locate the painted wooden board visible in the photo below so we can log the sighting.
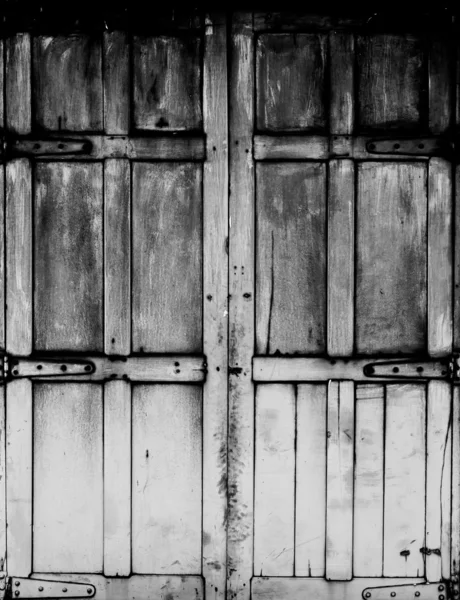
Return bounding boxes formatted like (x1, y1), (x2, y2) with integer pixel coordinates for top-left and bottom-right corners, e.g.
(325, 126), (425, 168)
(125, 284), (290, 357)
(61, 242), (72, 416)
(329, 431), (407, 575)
(33, 35), (103, 131)
(104, 159), (130, 355)
(327, 160), (354, 356)
(104, 381), (131, 576)
(354, 385), (384, 576)
(356, 163), (427, 354)
(326, 381), (354, 581)
(256, 34), (327, 131)
(329, 32), (354, 134)
(33, 383), (103, 572)
(425, 381), (452, 581)
(133, 35), (202, 130)
(6, 34), (31, 134)
(103, 31), (129, 135)
(34, 163), (103, 351)
(6, 379), (32, 576)
(295, 385), (326, 577)
(254, 384), (295, 576)
(357, 34), (424, 130)
(132, 162), (202, 353)
(384, 384), (426, 577)
(256, 162), (326, 355)
(132, 385), (202, 574)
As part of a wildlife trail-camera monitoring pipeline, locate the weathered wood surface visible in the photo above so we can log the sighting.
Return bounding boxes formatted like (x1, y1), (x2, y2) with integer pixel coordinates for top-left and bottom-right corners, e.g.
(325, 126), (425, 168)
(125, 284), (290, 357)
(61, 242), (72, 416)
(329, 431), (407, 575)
(34, 384), (103, 572)
(327, 160), (354, 356)
(6, 34), (31, 134)
(103, 32), (129, 135)
(34, 35), (103, 131)
(228, 13), (254, 600)
(354, 385), (384, 576)
(428, 36), (452, 135)
(0, 167), (5, 349)
(132, 385), (202, 574)
(133, 35), (202, 130)
(132, 162), (202, 353)
(428, 158), (453, 357)
(256, 162), (326, 354)
(202, 14), (228, 598)
(0, 387), (5, 570)
(329, 32), (354, 134)
(254, 384), (295, 576)
(34, 163), (103, 351)
(326, 381), (354, 581)
(452, 387), (460, 581)
(455, 165), (460, 349)
(6, 159), (32, 355)
(357, 34), (424, 131)
(103, 380), (131, 576)
(256, 34), (327, 131)
(295, 385), (326, 576)
(384, 384), (426, 577)
(356, 163), (427, 354)
(104, 159), (130, 355)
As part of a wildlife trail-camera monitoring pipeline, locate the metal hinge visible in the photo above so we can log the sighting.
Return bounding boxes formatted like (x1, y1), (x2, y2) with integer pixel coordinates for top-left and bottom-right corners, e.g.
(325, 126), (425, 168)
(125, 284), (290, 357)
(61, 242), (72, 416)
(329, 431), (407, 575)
(366, 137), (455, 158)
(364, 355), (459, 382)
(1, 356), (95, 381)
(1, 576), (95, 599)
(1, 135), (91, 159)
(362, 582), (449, 600)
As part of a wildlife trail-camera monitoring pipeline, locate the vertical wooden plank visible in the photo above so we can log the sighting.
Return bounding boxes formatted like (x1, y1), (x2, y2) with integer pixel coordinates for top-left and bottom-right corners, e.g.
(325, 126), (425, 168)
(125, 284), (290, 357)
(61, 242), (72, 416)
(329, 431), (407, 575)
(103, 31), (130, 134)
(327, 160), (354, 356)
(429, 36), (452, 135)
(0, 40), (4, 129)
(0, 166), (5, 350)
(452, 387), (460, 584)
(6, 159), (32, 355)
(295, 385), (326, 576)
(384, 384), (426, 577)
(104, 380), (131, 576)
(5, 34), (31, 134)
(326, 381), (354, 581)
(34, 384), (103, 572)
(254, 384), (295, 576)
(132, 385), (202, 574)
(426, 381), (452, 582)
(228, 12), (254, 600)
(203, 13), (228, 600)
(428, 158), (453, 357)
(354, 385), (384, 576)
(104, 159), (130, 355)
(455, 166), (460, 349)
(6, 380), (32, 576)
(0, 387), (5, 571)
(330, 32), (354, 134)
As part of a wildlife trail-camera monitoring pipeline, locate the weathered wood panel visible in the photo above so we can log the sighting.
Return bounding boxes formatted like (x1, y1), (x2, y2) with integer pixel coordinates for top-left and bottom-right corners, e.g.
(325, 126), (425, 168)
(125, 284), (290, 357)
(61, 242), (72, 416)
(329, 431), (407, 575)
(354, 385), (384, 576)
(132, 385), (202, 574)
(104, 380), (131, 576)
(254, 384), (295, 576)
(327, 160), (354, 356)
(33, 36), (103, 131)
(426, 381), (452, 581)
(428, 158), (453, 357)
(103, 31), (129, 134)
(429, 36), (452, 135)
(34, 163), (103, 351)
(133, 36), (202, 131)
(104, 159), (130, 355)
(384, 384), (426, 577)
(6, 380), (32, 576)
(6, 34), (31, 134)
(326, 381), (354, 581)
(256, 162), (326, 354)
(329, 32), (354, 134)
(455, 165), (460, 350)
(0, 167), (5, 349)
(203, 14), (228, 598)
(132, 162), (202, 353)
(452, 387), (460, 582)
(6, 159), (32, 355)
(256, 34), (327, 131)
(0, 387), (5, 570)
(295, 385), (326, 577)
(357, 35), (424, 131)
(356, 163), (427, 354)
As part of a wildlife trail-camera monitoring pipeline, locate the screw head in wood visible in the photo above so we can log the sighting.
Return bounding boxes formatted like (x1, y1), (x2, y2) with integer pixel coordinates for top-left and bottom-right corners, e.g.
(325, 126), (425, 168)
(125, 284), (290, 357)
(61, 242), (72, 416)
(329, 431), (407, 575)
(15, 591), (19, 597)
(439, 596), (444, 600)
(439, 586), (444, 592)
(15, 581), (20, 587)
(38, 587), (44, 592)
(415, 593), (420, 597)
(87, 588), (92, 594)
(391, 593), (396, 598)
(62, 588), (67, 593)
(365, 593), (371, 598)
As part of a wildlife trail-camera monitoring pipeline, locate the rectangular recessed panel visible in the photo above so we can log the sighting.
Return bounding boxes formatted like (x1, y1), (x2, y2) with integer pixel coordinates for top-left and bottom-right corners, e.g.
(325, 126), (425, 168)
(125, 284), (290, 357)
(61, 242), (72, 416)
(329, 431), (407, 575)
(132, 162), (202, 353)
(33, 383), (103, 572)
(132, 385), (202, 574)
(133, 36), (202, 131)
(356, 163), (427, 354)
(256, 163), (326, 354)
(33, 35), (103, 131)
(357, 34), (425, 131)
(34, 163), (103, 351)
(256, 34), (327, 131)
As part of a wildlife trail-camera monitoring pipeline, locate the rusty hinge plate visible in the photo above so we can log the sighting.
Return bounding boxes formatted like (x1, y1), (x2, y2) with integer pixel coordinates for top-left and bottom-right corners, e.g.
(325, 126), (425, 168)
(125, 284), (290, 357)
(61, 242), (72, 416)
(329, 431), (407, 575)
(366, 137), (453, 157)
(364, 356), (458, 381)
(3, 356), (95, 380)
(362, 582), (448, 600)
(9, 578), (95, 599)
(4, 137), (92, 159)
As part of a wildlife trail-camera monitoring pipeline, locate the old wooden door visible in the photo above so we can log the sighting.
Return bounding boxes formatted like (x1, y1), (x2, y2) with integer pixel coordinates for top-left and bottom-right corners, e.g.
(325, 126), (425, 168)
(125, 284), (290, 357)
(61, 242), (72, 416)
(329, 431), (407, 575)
(227, 10), (460, 600)
(0, 11), (228, 600)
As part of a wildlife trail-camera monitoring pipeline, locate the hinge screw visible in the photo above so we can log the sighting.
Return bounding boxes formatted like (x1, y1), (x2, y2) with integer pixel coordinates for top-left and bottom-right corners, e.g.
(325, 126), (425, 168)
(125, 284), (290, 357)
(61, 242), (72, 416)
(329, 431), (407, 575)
(15, 582), (20, 587)
(62, 588), (67, 593)
(38, 587), (43, 592)
(87, 589), (92, 594)
(15, 592), (19, 597)
(439, 586), (444, 592)
(439, 596), (445, 600)
(415, 593), (420, 597)
(391, 594), (396, 598)
(365, 593), (371, 599)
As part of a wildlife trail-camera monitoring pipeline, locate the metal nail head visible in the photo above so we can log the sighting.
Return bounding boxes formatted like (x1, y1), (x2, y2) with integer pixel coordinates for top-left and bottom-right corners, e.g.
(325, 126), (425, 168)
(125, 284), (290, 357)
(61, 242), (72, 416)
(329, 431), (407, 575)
(391, 594), (396, 598)
(439, 586), (444, 592)
(38, 587), (44, 592)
